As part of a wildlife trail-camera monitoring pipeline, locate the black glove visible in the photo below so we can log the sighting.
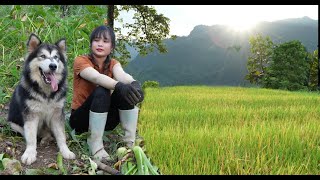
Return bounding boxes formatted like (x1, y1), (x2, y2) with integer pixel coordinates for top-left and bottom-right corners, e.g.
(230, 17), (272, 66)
(115, 82), (141, 105)
(131, 81), (144, 103)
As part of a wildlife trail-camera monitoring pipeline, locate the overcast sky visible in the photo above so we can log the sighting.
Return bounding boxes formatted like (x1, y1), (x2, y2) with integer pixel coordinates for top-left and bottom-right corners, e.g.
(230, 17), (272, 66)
(116, 5), (318, 37)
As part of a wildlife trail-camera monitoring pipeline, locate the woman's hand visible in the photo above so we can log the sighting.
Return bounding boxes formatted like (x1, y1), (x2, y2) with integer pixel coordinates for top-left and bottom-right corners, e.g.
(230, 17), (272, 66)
(115, 82), (141, 105)
(131, 81), (144, 103)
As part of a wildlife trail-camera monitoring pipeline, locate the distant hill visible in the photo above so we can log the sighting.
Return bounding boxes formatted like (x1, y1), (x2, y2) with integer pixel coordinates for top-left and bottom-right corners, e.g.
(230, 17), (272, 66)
(125, 16), (318, 87)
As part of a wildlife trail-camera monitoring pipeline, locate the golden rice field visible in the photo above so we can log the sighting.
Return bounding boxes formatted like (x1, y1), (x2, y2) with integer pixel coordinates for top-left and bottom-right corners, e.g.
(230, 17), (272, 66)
(138, 86), (320, 175)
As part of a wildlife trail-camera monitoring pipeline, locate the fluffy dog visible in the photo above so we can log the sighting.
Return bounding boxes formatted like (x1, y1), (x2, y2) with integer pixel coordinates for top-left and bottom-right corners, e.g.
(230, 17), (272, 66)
(7, 33), (75, 165)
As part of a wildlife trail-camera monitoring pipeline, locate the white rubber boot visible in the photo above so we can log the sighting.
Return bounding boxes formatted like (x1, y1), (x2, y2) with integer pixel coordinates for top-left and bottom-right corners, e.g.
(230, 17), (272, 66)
(119, 106), (139, 148)
(87, 110), (111, 161)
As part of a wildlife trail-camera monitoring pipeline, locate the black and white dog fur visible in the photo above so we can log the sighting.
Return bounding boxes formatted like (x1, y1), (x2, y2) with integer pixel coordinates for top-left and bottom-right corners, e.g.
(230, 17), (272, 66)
(7, 34), (75, 165)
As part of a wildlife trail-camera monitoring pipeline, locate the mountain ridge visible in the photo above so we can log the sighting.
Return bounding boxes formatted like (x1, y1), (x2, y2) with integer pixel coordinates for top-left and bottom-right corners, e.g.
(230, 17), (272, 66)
(125, 16), (318, 87)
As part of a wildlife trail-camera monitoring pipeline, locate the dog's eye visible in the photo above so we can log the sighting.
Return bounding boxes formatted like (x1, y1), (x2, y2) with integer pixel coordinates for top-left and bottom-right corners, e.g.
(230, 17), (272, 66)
(40, 55), (46, 59)
(53, 55), (58, 59)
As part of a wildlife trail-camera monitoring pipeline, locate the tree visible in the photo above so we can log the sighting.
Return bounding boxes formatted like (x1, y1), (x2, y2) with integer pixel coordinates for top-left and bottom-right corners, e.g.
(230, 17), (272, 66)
(107, 5), (177, 65)
(245, 33), (273, 85)
(262, 40), (310, 91)
(308, 49), (318, 91)
(57, 5), (175, 65)
(107, 5), (114, 29)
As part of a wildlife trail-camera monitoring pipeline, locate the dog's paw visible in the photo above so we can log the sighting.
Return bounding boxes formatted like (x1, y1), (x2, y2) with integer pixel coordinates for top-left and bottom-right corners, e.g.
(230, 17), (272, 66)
(60, 148), (76, 159)
(21, 149), (37, 165)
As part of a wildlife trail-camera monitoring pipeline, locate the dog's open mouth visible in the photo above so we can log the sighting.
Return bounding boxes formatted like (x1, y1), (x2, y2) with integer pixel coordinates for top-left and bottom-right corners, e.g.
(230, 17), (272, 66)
(40, 68), (58, 92)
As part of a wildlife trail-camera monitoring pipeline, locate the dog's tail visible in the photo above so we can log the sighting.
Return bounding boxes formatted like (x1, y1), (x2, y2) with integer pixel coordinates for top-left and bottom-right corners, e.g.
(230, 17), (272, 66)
(9, 122), (24, 136)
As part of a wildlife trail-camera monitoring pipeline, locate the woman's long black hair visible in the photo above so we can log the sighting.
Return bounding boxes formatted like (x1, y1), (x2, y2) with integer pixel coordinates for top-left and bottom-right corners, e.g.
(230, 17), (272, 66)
(89, 25), (116, 70)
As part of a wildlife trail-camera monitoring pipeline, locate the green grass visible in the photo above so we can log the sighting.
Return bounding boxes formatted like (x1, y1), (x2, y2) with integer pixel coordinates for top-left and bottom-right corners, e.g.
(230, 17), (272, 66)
(138, 86), (320, 175)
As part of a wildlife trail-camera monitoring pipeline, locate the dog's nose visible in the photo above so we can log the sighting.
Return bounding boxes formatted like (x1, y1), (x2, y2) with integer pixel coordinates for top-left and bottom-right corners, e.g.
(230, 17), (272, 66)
(49, 63), (57, 71)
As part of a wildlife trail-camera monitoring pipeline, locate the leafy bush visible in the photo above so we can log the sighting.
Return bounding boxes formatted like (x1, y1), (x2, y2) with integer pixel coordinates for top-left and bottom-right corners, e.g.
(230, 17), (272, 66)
(142, 80), (159, 89)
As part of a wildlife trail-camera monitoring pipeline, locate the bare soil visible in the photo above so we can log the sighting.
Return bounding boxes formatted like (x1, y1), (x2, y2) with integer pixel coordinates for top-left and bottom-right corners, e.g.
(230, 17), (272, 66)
(0, 134), (82, 174)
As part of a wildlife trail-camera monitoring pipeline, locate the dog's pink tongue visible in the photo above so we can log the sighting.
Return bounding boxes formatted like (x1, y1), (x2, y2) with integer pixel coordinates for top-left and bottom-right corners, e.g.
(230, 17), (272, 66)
(48, 73), (58, 92)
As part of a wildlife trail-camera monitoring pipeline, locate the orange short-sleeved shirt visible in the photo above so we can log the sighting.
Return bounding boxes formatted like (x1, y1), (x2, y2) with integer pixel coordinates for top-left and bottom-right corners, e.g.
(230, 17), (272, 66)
(71, 55), (119, 110)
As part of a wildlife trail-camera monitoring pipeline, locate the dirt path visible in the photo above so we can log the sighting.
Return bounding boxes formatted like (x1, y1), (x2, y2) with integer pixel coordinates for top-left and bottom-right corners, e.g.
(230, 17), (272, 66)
(0, 135), (84, 174)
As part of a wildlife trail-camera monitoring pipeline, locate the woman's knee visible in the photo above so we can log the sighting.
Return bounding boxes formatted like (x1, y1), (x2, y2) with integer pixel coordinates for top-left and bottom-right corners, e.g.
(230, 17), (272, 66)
(93, 86), (110, 99)
(112, 89), (135, 110)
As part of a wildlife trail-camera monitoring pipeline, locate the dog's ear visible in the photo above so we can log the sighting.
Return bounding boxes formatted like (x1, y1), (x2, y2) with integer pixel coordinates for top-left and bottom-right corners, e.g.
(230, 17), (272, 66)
(27, 33), (41, 53)
(55, 38), (66, 54)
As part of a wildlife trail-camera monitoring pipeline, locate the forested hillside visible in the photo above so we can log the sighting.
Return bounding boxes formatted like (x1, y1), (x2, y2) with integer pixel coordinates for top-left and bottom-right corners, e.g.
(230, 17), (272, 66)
(125, 16), (318, 86)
